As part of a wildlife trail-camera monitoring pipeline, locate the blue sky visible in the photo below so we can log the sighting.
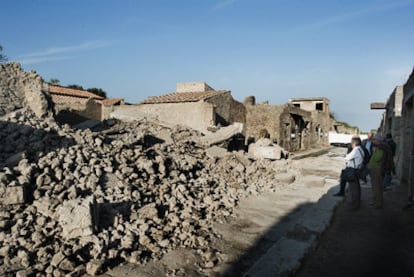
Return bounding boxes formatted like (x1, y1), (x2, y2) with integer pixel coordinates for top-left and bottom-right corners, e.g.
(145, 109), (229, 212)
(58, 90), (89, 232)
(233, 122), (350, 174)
(2, 0), (414, 131)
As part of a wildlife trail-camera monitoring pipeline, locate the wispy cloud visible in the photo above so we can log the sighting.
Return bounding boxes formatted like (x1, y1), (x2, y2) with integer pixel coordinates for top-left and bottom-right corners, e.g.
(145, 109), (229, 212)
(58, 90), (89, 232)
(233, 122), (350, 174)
(18, 40), (115, 65)
(293, 0), (414, 32)
(19, 56), (71, 65)
(213, 0), (238, 10)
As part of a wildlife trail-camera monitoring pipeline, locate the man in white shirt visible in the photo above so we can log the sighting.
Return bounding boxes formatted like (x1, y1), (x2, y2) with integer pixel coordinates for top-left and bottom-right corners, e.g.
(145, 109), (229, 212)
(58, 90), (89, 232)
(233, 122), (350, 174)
(333, 136), (365, 197)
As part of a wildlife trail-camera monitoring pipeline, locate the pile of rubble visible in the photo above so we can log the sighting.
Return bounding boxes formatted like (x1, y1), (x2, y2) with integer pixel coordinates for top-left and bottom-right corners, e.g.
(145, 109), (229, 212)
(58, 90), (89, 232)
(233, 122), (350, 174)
(0, 108), (295, 276)
(0, 63), (296, 276)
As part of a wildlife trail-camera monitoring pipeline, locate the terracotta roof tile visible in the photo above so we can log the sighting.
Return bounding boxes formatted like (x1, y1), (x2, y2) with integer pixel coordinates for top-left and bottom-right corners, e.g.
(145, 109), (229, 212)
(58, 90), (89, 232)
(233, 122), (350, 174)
(48, 85), (105, 100)
(99, 98), (124, 106)
(141, 90), (229, 104)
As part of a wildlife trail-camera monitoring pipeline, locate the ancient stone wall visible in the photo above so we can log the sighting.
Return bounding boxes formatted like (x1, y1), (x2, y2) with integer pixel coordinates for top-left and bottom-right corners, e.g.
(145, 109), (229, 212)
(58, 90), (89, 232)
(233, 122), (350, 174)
(0, 63), (50, 118)
(54, 99), (102, 125)
(400, 71), (414, 188)
(205, 93), (246, 126)
(245, 102), (284, 143)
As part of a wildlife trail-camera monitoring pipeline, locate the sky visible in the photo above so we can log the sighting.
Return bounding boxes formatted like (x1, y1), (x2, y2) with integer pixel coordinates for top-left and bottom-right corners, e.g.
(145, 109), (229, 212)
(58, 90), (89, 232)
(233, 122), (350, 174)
(2, 0), (414, 131)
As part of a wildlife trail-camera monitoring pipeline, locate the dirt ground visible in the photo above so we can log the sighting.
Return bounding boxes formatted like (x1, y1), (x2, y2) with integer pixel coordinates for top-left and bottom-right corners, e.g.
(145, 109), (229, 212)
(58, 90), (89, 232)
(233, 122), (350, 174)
(296, 180), (414, 277)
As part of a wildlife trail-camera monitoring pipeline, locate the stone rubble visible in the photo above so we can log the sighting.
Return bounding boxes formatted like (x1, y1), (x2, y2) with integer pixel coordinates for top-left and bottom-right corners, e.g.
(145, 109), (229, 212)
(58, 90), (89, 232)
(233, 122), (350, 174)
(0, 64), (296, 276)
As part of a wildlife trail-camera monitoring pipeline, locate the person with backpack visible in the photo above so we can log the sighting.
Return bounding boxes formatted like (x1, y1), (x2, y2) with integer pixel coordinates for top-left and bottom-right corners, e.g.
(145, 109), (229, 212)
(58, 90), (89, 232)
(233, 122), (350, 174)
(333, 136), (364, 200)
(383, 133), (396, 190)
(368, 134), (392, 209)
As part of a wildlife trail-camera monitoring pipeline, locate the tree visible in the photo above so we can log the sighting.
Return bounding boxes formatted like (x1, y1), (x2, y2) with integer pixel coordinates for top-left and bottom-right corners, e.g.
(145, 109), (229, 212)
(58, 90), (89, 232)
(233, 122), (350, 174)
(0, 44), (8, 62)
(87, 87), (107, 98)
(49, 78), (60, 85)
(67, 84), (85, 90)
(66, 84), (107, 98)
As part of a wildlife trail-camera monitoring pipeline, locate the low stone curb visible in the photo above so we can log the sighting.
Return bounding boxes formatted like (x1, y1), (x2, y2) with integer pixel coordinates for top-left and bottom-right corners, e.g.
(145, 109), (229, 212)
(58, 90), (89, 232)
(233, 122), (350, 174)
(244, 186), (343, 277)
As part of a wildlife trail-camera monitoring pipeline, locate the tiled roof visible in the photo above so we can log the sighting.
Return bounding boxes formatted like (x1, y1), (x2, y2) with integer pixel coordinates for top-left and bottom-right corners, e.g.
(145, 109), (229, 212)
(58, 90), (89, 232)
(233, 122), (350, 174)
(141, 90), (229, 104)
(48, 85), (105, 100)
(99, 98), (124, 106)
(51, 94), (91, 105)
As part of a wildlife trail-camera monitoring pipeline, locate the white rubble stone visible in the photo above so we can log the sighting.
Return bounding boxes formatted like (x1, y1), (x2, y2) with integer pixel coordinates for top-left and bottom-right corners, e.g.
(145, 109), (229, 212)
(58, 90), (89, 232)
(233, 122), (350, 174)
(57, 196), (99, 239)
(3, 186), (25, 205)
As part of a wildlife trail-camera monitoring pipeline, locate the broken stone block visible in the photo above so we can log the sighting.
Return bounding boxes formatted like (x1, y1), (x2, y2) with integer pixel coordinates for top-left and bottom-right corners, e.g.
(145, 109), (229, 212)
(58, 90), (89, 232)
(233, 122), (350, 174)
(33, 197), (54, 218)
(16, 270), (27, 277)
(248, 143), (285, 160)
(51, 251), (66, 267)
(5, 152), (26, 168)
(59, 257), (76, 271)
(206, 146), (228, 159)
(138, 203), (158, 219)
(57, 196), (99, 239)
(199, 123), (244, 146)
(3, 186), (26, 205)
(86, 259), (104, 276)
(66, 265), (86, 277)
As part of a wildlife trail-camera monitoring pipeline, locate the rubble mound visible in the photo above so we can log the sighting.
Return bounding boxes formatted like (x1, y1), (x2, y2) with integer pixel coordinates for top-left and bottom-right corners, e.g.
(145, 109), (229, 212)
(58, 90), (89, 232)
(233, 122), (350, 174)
(0, 109), (293, 276)
(0, 63), (50, 118)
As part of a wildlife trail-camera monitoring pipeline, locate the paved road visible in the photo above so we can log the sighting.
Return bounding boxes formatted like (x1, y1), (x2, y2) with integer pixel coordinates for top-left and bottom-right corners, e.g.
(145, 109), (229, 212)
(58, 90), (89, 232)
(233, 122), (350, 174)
(297, 180), (414, 277)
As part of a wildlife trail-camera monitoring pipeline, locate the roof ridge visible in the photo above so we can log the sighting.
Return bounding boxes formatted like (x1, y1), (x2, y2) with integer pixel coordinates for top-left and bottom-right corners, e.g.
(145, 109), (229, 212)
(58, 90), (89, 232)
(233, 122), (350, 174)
(48, 85), (105, 100)
(141, 90), (229, 104)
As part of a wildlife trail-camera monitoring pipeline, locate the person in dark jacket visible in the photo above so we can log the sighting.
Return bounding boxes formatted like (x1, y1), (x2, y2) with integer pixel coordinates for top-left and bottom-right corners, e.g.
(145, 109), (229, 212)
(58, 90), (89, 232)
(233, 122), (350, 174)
(362, 132), (374, 156)
(383, 133), (396, 190)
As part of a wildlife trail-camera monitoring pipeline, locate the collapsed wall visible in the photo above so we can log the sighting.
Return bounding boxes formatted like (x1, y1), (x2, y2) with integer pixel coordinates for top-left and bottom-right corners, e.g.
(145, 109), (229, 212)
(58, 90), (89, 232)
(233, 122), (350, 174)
(0, 62), (50, 118)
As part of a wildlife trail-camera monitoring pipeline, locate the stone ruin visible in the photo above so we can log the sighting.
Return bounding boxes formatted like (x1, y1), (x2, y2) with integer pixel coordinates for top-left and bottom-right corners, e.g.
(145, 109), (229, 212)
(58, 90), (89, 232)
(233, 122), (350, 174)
(0, 63), (50, 118)
(0, 63), (295, 276)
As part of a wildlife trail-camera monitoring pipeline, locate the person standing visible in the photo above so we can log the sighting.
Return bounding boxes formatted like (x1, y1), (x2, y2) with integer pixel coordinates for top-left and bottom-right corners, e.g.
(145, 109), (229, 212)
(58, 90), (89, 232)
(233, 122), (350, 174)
(383, 133), (396, 190)
(362, 132), (374, 156)
(368, 134), (386, 209)
(333, 136), (364, 199)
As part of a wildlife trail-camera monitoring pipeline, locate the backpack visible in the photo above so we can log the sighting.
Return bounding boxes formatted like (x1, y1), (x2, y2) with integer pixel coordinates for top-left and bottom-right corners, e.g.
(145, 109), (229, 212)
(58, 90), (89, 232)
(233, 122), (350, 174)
(359, 146), (371, 166)
(357, 146), (370, 180)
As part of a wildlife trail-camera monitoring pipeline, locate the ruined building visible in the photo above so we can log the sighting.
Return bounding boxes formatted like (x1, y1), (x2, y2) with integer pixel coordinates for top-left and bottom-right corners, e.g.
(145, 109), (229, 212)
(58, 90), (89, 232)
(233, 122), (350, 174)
(48, 85), (124, 124)
(245, 98), (311, 152)
(111, 81), (246, 133)
(371, 85), (404, 177)
(0, 63), (50, 118)
(373, 68), (414, 199)
(245, 96), (332, 152)
(289, 97), (332, 146)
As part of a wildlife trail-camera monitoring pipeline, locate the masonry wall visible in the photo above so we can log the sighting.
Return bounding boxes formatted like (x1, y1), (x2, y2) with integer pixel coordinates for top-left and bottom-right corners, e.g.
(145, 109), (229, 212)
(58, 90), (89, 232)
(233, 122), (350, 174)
(111, 102), (215, 133)
(176, 82), (214, 93)
(0, 63), (50, 118)
(310, 111), (332, 146)
(102, 104), (119, 120)
(400, 80), (414, 193)
(54, 99), (102, 124)
(245, 103), (284, 142)
(205, 93), (246, 126)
